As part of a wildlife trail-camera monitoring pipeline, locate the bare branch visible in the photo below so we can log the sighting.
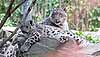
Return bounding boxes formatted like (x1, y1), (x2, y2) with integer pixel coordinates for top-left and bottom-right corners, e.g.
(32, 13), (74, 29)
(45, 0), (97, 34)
(0, 0), (15, 29)
(6, 0), (15, 15)
(0, 0), (27, 48)
(22, 0), (37, 23)
(11, 0), (27, 13)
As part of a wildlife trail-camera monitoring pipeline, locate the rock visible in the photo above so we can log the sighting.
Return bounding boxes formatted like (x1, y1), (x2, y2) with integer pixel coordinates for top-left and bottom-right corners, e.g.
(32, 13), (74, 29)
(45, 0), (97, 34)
(1, 28), (100, 57)
(84, 31), (100, 38)
(0, 29), (7, 39)
(0, 54), (5, 57)
(2, 27), (16, 32)
(71, 29), (100, 38)
(82, 43), (100, 57)
(23, 37), (60, 57)
(23, 38), (91, 57)
(41, 39), (88, 57)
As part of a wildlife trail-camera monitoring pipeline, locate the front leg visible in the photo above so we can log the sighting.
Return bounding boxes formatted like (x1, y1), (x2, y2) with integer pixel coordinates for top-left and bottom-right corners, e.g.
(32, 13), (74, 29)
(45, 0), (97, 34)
(20, 32), (41, 53)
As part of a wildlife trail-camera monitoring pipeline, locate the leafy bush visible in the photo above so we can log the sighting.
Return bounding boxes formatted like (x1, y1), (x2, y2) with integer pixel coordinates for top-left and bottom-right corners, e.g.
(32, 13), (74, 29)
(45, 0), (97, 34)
(88, 7), (100, 31)
(76, 31), (100, 44)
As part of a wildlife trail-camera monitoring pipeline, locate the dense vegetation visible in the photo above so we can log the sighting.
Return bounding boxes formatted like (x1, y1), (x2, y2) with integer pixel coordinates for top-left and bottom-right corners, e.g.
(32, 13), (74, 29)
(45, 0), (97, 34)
(0, 0), (100, 31)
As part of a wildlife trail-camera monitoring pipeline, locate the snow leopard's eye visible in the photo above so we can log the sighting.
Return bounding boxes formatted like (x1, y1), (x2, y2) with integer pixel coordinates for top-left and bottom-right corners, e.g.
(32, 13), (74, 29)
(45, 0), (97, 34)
(26, 26), (28, 28)
(29, 20), (33, 26)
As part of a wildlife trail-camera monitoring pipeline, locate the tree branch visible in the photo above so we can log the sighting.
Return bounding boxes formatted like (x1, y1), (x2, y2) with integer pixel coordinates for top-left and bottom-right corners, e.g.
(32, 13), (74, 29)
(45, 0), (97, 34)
(0, 0), (37, 48)
(0, 0), (15, 29)
(6, 0), (14, 15)
(22, 0), (37, 23)
(0, 0), (27, 48)
(11, 0), (27, 13)
(0, 0), (27, 29)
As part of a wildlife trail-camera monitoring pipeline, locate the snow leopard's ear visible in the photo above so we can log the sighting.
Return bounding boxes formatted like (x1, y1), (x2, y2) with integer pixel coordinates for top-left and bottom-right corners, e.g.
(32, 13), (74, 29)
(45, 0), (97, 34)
(63, 7), (67, 12)
(51, 8), (66, 16)
(61, 7), (67, 13)
(29, 20), (33, 26)
(61, 7), (67, 17)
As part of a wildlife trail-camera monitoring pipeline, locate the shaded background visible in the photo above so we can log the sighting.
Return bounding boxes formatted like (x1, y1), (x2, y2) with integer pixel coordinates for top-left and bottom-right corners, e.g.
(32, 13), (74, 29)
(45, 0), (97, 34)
(0, 0), (100, 31)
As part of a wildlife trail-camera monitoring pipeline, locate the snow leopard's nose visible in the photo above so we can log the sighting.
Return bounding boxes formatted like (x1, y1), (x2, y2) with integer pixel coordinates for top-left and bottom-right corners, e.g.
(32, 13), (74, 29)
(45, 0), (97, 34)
(56, 19), (60, 23)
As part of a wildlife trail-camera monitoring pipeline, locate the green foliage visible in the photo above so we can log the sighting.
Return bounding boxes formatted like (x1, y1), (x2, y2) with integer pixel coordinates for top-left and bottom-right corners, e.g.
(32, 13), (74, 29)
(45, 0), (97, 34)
(1, 0), (100, 31)
(0, 0), (69, 27)
(46, 0), (60, 17)
(0, 0), (22, 27)
(75, 31), (100, 44)
(32, 15), (42, 22)
(88, 7), (100, 31)
(33, 0), (69, 22)
(76, 31), (83, 36)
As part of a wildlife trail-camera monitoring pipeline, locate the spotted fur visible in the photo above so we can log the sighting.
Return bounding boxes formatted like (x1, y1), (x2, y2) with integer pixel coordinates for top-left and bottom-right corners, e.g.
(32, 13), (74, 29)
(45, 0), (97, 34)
(20, 22), (92, 53)
(0, 41), (19, 57)
(41, 8), (92, 47)
(20, 32), (41, 52)
(0, 21), (92, 57)
(0, 8), (92, 57)
(41, 8), (69, 30)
